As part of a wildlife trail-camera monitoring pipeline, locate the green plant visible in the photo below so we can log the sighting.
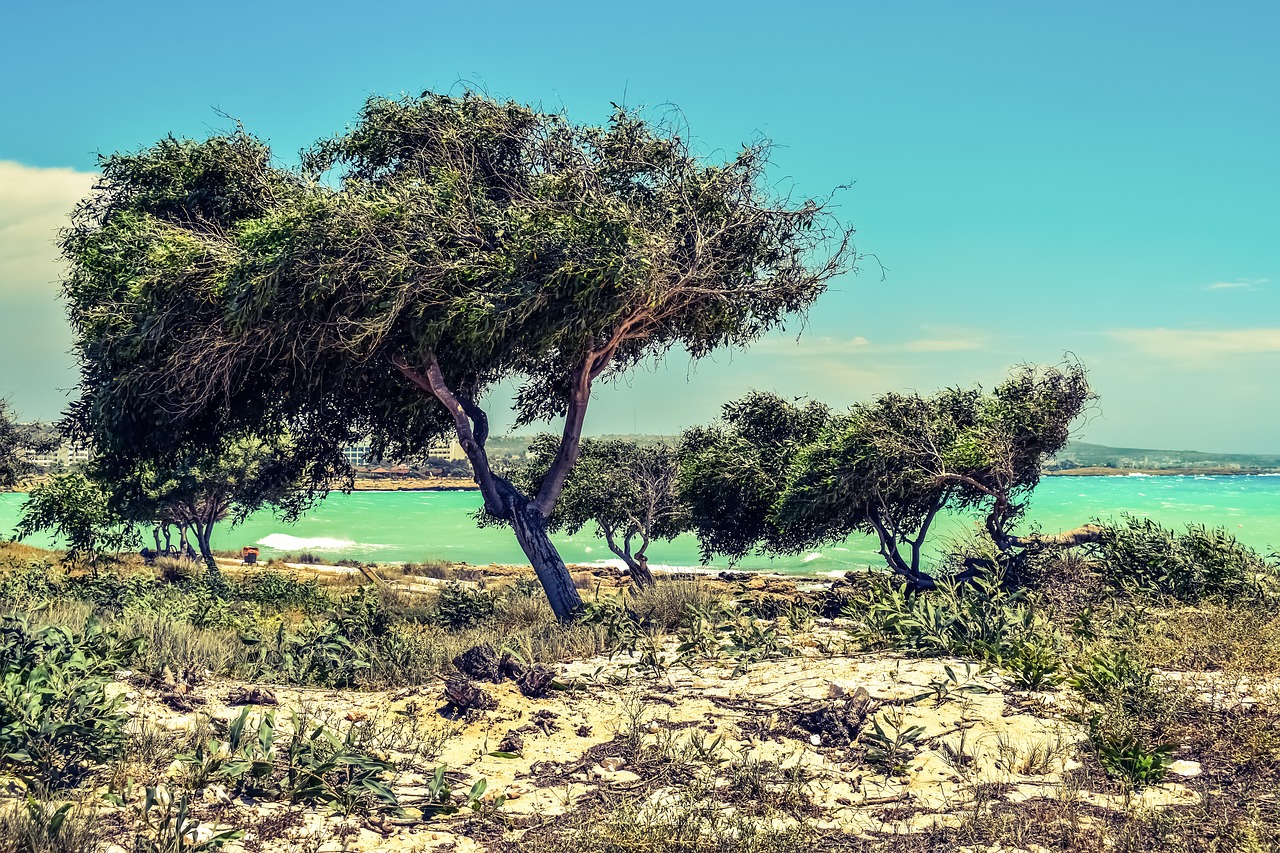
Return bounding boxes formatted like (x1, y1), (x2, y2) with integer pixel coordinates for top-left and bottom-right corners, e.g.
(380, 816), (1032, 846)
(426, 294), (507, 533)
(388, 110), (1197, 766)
(282, 711), (400, 816)
(0, 614), (141, 788)
(862, 708), (926, 776)
(134, 786), (242, 853)
(435, 582), (497, 629)
(175, 707), (277, 795)
(1088, 719), (1174, 789)
(1095, 516), (1279, 602)
(420, 765), (499, 817)
(0, 796), (101, 853)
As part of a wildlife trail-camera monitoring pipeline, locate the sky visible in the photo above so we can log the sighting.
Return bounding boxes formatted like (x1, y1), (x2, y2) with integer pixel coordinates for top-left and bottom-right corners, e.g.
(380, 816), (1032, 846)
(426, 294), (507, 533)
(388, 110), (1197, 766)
(1, 1), (1276, 452)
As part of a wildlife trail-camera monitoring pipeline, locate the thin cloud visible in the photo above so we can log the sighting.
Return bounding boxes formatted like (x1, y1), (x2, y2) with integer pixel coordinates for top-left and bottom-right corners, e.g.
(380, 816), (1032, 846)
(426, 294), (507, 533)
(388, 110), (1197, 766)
(0, 161), (96, 292)
(1205, 278), (1269, 291)
(753, 331), (987, 357)
(1109, 327), (1280, 359)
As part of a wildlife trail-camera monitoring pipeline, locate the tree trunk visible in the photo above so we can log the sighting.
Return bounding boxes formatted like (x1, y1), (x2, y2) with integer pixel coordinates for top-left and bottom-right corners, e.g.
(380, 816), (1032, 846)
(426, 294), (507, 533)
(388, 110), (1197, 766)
(508, 501), (584, 621)
(629, 553), (656, 589)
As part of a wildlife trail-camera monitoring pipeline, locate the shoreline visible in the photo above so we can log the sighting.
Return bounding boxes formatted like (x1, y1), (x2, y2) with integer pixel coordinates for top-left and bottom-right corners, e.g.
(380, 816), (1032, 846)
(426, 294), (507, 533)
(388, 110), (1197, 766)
(1044, 466), (1280, 477)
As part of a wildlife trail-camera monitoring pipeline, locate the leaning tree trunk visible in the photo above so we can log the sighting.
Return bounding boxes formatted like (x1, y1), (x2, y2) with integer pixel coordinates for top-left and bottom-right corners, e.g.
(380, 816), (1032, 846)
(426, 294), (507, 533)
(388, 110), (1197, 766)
(628, 553), (656, 590)
(508, 501), (584, 621)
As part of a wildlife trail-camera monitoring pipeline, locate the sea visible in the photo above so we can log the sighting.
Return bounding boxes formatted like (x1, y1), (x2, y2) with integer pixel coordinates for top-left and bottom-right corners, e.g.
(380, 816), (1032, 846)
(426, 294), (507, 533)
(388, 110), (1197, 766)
(2, 475), (1277, 576)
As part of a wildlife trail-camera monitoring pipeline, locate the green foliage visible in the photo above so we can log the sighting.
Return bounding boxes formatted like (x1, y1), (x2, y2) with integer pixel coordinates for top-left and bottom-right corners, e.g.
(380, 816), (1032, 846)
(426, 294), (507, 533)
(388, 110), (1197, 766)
(681, 363), (1092, 585)
(679, 392), (831, 563)
(1088, 718), (1175, 789)
(240, 621), (371, 688)
(435, 581), (497, 629)
(15, 473), (139, 564)
(1095, 515), (1278, 602)
(420, 765), (497, 817)
(0, 796), (101, 853)
(0, 401), (54, 492)
(503, 436), (688, 583)
(842, 570), (1066, 689)
(0, 614), (141, 788)
(134, 786), (242, 852)
(177, 706), (400, 817)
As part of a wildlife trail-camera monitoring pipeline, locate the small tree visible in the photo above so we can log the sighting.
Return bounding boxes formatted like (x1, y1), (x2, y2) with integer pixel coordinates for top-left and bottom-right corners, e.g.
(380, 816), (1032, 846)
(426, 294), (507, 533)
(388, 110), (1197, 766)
(15, 472), (139, 565)
(682, 364), (1096, 588)
(116, 438), (293, 575)
(506, 436), (688, 587)
(61, 92), (854, 619)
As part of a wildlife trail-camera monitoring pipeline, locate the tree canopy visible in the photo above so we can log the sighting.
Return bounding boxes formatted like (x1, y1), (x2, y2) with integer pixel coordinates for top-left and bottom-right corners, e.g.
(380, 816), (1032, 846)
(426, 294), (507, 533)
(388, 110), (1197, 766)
(681, 364), (1094, 588)
(61, 91), (854, 618)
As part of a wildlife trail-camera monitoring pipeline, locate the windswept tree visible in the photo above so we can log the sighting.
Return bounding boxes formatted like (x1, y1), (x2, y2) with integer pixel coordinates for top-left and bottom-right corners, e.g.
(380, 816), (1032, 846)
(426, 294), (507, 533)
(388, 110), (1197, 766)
(16, 472), (139, 564)
(682, 364), (1095, 588)
(60, 92), (855, 619)
(504, 436), (688, 587)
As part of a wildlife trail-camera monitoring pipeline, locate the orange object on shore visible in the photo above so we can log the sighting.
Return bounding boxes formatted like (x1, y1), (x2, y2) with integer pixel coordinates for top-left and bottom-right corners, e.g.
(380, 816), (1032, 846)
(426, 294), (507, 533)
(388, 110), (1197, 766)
(241, 546), (260, 565)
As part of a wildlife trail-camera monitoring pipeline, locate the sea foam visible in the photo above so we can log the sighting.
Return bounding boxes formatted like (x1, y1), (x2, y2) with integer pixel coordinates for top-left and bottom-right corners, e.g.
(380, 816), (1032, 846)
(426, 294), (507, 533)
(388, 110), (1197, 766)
(258, 534), (365, 551)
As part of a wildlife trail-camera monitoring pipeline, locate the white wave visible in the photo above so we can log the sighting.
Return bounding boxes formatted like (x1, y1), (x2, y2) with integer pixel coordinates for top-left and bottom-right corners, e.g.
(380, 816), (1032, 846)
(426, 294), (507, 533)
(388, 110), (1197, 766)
(256, 534), (374, 551)
(802, 552), (824, 563)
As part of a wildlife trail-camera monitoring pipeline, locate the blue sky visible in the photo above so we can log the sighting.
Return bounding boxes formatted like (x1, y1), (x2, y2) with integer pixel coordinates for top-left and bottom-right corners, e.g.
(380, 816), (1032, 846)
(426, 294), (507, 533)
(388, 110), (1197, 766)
(1, 0), (1276, 451)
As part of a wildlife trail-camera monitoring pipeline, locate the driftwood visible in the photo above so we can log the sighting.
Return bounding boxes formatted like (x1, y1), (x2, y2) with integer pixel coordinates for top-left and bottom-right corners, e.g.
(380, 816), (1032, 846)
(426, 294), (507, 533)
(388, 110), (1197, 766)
(443, 675), (498, 711)
(517, 664), (556, 698)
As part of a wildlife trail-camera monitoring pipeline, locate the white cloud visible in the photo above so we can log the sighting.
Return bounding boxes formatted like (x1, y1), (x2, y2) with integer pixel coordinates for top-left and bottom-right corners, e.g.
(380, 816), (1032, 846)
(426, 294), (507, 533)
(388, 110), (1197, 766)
(0, 161), (97, 419)
(1205, 278), (1269, 291)
(752, 330), (987, 357)
(1109, 327), (1280, 359)
(0, 161), (96, 293)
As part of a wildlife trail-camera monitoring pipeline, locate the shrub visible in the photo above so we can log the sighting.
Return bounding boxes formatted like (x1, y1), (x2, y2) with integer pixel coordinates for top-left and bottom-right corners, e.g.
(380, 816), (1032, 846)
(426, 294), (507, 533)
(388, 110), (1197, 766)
(0, 614), (141, 788)
(1094, 516), (1278, 602)
(435, 581), (497, 629)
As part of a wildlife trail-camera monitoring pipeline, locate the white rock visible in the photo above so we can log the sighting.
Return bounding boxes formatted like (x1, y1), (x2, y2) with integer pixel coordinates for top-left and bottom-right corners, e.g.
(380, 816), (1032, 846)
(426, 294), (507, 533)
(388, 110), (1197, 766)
(1167, 759), (1202, 777)
(809, 734), (822, 746)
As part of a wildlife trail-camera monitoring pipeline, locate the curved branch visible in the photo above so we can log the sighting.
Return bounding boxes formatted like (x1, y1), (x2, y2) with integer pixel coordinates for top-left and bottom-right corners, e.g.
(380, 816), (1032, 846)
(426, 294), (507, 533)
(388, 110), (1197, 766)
(392, 353), (506, 518)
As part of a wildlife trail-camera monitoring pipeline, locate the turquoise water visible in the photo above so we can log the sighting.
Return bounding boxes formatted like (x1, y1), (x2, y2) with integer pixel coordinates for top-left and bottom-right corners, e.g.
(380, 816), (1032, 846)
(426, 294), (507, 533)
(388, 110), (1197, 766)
(2, 475), (1277, 575)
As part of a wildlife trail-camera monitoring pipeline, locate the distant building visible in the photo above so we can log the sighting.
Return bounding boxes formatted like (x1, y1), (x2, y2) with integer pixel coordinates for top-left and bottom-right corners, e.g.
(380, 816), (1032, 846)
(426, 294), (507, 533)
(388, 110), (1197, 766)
(30, 441), (94, 469)
(340, 437), (466, 468)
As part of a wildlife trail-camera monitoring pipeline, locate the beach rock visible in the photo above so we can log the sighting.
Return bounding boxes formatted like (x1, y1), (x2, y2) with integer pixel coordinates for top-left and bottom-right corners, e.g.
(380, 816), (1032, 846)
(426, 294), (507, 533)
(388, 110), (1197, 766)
(498, 731), (525, 755)
(600, 756), (626, 772)
(227, 686), (278, 706)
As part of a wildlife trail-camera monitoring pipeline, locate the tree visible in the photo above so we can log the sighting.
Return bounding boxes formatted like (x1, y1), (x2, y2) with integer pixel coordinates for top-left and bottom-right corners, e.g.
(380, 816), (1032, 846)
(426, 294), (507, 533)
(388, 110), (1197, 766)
(0, 401), (54, 491)
(505, 436), (688, 587)
(681, 364), (1095, 588)
(116, 438), (294, 574)
(60, 92), (854, 620)
(15, 472), (139, 564)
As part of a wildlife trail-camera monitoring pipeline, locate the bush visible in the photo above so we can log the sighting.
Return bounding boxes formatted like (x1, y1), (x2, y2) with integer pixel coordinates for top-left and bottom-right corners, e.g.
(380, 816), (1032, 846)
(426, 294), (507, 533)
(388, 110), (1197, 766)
(0, 614), (141, 788)
(435, 582), (497, 629)
(841, 569), (1066, 687)
(1094, 516), (1278, 602)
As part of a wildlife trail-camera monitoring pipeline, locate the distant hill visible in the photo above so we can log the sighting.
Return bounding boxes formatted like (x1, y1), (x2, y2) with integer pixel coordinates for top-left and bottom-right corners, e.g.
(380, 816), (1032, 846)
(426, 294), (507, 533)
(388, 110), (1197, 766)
(1052, 442), (1280, 472)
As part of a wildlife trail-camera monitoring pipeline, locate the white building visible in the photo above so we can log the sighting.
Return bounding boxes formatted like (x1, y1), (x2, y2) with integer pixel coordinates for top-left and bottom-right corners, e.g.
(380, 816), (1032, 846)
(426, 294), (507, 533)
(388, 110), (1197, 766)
(30, 441), (94, 469)
(340, 437), (466, 467)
